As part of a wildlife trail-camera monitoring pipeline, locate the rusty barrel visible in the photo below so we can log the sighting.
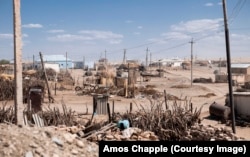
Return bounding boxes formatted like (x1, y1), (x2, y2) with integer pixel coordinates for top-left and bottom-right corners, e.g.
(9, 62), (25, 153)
(29, 88), (43, 113)
(209, 102), (231, 120)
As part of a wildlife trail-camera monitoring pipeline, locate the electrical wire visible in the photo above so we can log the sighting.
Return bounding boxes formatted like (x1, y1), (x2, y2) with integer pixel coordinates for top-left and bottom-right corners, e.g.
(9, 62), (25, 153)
(228, 0), (247, 25)
(21, 1), (248, 61)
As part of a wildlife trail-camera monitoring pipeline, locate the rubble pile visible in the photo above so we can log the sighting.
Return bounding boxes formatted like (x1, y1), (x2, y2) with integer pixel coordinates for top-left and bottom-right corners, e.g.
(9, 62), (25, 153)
(86, 127), (159, 142)
(51, 122), (246, 142)
(0, 123), (98, 157)
(180, 123), (245, 141)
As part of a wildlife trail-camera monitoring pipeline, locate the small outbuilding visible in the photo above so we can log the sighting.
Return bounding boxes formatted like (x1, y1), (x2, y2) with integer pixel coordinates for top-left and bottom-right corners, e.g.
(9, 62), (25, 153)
(231, 63), (250, 85)
(215, 63), (250, 84)
(35, 55), (74, 70)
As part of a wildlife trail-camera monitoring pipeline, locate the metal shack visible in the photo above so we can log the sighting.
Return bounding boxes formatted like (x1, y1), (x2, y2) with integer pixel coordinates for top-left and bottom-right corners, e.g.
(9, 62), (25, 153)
(227, 92), (250, 120)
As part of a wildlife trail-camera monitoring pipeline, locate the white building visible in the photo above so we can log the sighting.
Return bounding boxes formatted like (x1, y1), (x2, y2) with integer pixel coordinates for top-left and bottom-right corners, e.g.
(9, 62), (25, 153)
(36, 55), (74, 69)
(151, 57), (184, 67)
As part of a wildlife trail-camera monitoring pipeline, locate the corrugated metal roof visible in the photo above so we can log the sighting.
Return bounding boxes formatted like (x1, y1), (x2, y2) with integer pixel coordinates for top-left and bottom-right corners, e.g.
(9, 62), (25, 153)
(231, 63), (250, 68)
(39, 55), (73, 62)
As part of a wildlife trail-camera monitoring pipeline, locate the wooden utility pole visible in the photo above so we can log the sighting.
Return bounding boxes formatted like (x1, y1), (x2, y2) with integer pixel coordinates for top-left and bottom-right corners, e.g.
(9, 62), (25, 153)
(33, 54), (35, 69)
(39, 52), (54, 103)
(104, 49), (107, 65)
(150, 53), (152, 66)
(83, 56), (85, 70)
(123, 49), (126, 64)
(146, 49), (148, 68)
(222, 0), (236, 133)
(150, 52), (152, 72)
(13, 0), (23, 125)
(219, 58), (221, 73)
(66, 52), (68, 72)
(189, 38), (195, 87)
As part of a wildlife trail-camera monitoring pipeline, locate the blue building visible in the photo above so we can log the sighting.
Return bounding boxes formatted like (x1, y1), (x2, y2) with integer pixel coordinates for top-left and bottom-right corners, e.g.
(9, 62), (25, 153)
(36, 55), (74, 69)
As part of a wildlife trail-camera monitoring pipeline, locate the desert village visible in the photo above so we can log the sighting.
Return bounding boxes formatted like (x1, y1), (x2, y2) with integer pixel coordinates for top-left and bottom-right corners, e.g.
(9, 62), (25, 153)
(1, 50), (250, 157)
(1, 54), (250, 126)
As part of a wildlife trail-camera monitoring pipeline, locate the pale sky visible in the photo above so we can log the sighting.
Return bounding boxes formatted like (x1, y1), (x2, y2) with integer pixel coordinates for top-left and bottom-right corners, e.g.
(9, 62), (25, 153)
(0, 0), (249, 63)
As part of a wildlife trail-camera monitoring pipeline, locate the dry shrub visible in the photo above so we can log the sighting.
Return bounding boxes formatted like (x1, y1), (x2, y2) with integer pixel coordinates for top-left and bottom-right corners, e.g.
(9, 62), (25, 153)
(118, 63), (140, 70)
(0, 104), (15, 123)
(23, 103), (78, 127)
(57, 71), (74, 87)
(0, 79), (15, 101)
(198, 93), (216, 98)
(140, 88), (158, 95)
(96, 68), (115, 79)
(165, 94), (180, 100)
(113, 99), (203, 141)
(136, 85), (162, 99)
(45, 68), (56, 77)
(146, 84), (156, 88)
(171, 84), (190, 88)
(193, 77), (213, 83)
(23, 69), (37, 76)
(0, 74), (14, 81)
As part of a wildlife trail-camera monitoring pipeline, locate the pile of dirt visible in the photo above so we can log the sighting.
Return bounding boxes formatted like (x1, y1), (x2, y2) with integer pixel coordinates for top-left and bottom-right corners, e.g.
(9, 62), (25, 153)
(193, 77), (213, 83)
(0, 74), (14, 81)
(198, 93), (216, 98)
(171, 84), (190, 88)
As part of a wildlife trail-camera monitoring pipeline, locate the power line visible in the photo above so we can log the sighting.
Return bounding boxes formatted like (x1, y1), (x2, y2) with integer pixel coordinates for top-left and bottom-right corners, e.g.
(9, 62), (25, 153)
(102, 1), (247, 57)
(228, 0), (247, 24)
(24, 2), (247, 62)
(105, 23), (226, 56)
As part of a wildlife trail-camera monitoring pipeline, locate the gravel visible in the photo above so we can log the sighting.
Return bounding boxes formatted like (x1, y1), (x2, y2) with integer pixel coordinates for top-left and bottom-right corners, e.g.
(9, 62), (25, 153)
(0, 123), (98, 157)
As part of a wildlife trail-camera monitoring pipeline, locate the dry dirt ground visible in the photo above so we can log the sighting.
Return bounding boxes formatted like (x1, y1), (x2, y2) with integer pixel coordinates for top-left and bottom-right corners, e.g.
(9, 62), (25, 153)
(37, 64), (250, 140)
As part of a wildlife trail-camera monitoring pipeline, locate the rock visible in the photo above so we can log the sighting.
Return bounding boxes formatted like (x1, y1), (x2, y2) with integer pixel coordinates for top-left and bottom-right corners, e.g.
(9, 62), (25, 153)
(52, 154), (59, 157)
(63, 133), (75, 144)
(70, 126), (79, 134)
(52, 137), (64, 147)
(206, 127), (215, 133)
(25, 151), (33, 157)
(35, 147), (44, 155)
(76, 140), (84, 148)
(29, 142), (38, 148)
(141, 131), (151, 138)
(71, 149), (78, 155)
(149, 135), (159, 141)
(105, 135), (114, 139)
(45, 131), (53, 138)
(114, 134), (121, 140)
(76, 130), (85, 138)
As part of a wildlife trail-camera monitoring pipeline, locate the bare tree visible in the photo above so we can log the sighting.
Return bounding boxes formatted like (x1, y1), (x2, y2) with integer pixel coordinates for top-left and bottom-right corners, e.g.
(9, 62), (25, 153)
(13, 0), (23, 125)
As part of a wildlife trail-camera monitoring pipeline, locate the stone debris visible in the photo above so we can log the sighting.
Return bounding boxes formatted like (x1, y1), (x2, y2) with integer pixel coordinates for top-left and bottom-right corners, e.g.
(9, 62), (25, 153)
(0, 119), (247, 157)
(0, 123), (98, 157)
(179, 123), (245, 141)
(87, 127), (159, 142)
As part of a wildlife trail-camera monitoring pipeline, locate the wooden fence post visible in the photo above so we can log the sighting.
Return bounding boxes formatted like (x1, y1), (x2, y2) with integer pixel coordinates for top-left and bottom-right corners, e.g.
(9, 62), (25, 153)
(112, 100), (115, 114)
(107, 103), (111, 122)
(130, 102), (133, 113)
(164, 90), (168, 110)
